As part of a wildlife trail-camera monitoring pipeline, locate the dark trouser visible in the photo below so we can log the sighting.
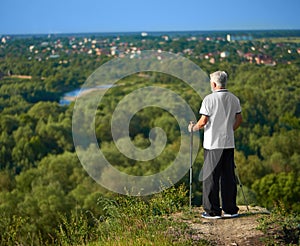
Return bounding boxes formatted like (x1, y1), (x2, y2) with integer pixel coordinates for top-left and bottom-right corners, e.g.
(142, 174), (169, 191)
(202, 148), (239, 216)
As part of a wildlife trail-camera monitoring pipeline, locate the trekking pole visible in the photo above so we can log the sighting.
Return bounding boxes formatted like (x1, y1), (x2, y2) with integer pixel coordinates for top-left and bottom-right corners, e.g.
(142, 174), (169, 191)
(189, 121), (195, 210)
(235, 167), (249, 211)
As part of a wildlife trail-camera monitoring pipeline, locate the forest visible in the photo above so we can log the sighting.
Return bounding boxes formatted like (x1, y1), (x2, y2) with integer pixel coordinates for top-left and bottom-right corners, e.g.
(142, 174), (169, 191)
(0, 31), (299, 245)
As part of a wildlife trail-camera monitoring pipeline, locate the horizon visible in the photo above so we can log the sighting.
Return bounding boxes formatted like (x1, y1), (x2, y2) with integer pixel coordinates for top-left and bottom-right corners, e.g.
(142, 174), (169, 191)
(2, 28), (300, 37)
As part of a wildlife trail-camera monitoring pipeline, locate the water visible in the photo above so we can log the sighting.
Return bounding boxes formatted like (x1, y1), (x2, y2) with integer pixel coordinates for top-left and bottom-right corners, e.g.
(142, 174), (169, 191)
(59, 85), (113, 106)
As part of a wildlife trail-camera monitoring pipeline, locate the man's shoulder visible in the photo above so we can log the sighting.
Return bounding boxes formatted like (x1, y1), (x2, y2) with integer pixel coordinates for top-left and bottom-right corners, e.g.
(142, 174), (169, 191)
(201, 94), (214, 106)
(228, 92), (240, 101)
(203, 93), (215, 100)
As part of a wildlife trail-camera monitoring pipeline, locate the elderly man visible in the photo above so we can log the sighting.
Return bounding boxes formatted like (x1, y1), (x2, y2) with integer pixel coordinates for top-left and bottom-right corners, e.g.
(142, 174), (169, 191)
(189, 71), (242, 219)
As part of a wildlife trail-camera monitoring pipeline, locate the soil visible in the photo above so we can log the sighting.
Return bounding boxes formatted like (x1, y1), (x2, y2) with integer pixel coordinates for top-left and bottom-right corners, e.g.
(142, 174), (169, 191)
(173, 206), (271, 245)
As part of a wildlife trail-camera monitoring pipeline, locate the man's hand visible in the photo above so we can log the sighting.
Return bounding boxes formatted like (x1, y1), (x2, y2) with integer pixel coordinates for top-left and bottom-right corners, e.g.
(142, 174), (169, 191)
(188, 122), (195, 132)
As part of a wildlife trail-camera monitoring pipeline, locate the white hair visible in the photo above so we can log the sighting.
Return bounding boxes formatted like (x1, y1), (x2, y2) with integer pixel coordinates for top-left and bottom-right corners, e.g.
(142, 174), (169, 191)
(210, 71), (228, 87)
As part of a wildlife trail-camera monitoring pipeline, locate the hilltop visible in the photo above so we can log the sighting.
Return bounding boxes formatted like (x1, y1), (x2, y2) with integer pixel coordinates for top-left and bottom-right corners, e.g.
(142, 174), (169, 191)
(171, 206), (270, 245)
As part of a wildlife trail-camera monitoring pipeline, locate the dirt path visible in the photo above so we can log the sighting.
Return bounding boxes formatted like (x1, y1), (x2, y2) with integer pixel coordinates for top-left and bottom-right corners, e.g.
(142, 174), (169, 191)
(173, 206), (270, 245)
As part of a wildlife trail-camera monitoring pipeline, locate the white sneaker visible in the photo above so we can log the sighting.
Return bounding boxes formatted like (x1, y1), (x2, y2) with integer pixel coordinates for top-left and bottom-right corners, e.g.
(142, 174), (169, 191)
(223, 213), (239, 218)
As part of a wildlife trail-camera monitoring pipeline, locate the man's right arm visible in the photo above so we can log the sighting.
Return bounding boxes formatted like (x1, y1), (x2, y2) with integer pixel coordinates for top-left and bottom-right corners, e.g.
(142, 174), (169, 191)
(189, 115), (209, 132)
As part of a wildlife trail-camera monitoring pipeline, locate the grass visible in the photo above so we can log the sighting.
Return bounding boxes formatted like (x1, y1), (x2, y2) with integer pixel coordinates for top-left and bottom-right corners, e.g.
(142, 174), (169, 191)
(0, 184), (210, 245)
(257, 204), (300, 245)
(87, 216), (196, 246)
(55, 184), (210, 246)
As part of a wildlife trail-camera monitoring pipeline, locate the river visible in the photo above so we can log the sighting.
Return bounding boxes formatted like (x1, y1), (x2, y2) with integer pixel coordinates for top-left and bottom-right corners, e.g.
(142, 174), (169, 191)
(59, 85), (113, 105)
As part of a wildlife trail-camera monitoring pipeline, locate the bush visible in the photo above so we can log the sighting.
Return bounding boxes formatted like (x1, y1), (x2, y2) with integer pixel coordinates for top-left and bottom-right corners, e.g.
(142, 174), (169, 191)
(252, 172), (300, 212)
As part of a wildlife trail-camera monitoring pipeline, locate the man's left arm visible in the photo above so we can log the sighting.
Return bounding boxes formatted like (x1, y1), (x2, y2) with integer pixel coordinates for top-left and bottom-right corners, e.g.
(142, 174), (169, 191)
(233, 113), (242, 131)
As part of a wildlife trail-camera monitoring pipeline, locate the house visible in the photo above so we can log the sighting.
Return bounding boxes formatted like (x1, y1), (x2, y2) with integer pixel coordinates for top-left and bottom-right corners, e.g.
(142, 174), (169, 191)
(244, 53), (255, 63)
(226, 34), (231, 42)
(220, 51), (230, 58)
(255, 55), (276, 66)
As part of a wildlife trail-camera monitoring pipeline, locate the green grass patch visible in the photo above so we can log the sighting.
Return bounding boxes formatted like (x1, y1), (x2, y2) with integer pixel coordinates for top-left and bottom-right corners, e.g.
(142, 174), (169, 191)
(55, 184), (210, 246)
(255, 37), (300, 43)
(257, 204), (300, 245)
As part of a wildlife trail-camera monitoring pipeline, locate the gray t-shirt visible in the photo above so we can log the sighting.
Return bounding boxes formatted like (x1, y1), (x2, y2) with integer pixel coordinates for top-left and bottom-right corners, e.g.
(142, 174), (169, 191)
(199, 89), (241, 150)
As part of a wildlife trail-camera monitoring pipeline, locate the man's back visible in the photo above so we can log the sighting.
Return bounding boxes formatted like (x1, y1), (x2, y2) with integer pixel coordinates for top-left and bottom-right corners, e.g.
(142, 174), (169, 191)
(200, 89), (241, 150)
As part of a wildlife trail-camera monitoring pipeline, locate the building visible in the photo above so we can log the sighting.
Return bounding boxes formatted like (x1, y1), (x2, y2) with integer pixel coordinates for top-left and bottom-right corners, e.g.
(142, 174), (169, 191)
(220, 51), (230, 58)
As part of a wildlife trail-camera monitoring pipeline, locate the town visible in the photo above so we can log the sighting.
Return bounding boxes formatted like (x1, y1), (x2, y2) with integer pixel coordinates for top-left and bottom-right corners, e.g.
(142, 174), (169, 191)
(1, 30), (300, 73)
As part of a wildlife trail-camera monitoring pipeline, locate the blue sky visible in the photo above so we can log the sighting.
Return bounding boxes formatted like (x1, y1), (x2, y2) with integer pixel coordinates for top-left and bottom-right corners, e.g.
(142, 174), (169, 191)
(1, 0), (300, 34)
